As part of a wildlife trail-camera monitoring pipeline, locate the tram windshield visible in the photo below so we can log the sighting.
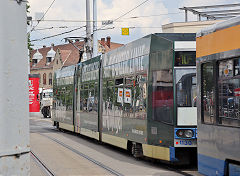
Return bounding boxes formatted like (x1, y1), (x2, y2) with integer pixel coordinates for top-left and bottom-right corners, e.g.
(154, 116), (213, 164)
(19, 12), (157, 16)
(175, 68), (197, 126)
(176, 68), (197, 107)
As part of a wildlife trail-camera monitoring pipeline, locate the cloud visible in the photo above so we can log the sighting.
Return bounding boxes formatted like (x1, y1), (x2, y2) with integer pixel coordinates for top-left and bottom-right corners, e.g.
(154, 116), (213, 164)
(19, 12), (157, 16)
(28, 0), (170, 47)
(27, 0), (239, 48)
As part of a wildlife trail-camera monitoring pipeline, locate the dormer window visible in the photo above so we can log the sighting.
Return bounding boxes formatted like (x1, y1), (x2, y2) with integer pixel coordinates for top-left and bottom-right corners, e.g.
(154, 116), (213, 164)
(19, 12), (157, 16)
(32, 49), (43, 65)
(46, 47), (56, 65)
(32, 59), (38, 65)
(47, 57), (52, 63)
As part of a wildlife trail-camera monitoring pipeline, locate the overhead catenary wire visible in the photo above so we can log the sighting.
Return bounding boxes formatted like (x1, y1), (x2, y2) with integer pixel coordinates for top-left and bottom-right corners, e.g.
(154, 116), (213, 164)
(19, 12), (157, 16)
(29, 11), (183, 24)
(30, 0), (169, 43)
(28, 0), (56, 34)
(31, 25), (86, 42)
(97, 0), (151, 31)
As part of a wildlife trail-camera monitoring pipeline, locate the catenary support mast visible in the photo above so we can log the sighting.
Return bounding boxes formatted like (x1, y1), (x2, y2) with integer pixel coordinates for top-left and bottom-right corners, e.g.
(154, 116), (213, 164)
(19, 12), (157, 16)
(86, 0), (92, 60)
(93, 0), (98, 57)
(0, 0), (30, 175)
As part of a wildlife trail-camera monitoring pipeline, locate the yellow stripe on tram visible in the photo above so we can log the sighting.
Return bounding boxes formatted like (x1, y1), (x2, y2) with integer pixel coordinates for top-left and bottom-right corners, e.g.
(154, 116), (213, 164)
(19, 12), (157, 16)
(197, 24), (240, 58)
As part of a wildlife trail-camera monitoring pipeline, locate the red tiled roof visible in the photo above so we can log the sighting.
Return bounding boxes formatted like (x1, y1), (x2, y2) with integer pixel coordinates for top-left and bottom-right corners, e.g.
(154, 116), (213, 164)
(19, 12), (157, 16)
(104, 42), (123, 52)
(30, 41), (83, 70)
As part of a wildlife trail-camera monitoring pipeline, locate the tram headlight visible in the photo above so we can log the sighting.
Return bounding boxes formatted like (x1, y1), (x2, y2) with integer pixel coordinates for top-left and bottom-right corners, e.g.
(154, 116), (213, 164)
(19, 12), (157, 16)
(184, 130), (194, 138)
(176, 129), (194, 138)
(176, 130), (184, 138)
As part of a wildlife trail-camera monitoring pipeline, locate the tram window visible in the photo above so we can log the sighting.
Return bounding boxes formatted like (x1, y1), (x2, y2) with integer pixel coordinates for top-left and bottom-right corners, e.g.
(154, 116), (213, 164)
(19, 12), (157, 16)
(202, 63), (215, 124)
(234, 58), (240, 76)
(218, 59), (240, 127)
(175, 51), (196, 66)
(176, 69), (197, 107)
(125, 77), (134, 85)
(152, 70), (173, 124)
(115, 78), (123, 86)
(135, 75), (147, 119)
(219, 60), (233, 78)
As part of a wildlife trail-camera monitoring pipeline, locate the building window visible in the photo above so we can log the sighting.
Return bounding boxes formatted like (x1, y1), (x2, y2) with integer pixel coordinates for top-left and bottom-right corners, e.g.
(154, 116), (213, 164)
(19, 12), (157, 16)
(32, 59), (38, 65)
(47, 57), (52, 63)
(43, 73), (46, 85)
(49, 73), (52, 85)
(39, 74), (41, 84)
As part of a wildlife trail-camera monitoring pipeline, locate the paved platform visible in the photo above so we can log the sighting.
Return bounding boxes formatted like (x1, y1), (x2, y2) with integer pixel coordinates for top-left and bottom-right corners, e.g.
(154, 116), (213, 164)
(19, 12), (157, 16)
(30, 133), (111, 176)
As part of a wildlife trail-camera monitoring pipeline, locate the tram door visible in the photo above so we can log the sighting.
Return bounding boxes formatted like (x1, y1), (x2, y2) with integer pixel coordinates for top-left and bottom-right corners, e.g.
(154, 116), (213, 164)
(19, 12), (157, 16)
(175, 67), (197, 126)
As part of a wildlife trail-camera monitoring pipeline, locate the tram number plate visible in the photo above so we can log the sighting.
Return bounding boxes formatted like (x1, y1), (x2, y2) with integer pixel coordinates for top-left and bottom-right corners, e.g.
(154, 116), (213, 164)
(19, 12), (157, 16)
(174, 139), (196, 147)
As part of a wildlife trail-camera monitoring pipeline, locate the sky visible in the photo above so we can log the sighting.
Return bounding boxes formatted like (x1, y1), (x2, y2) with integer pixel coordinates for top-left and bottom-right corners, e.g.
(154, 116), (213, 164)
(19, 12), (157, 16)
(27, 0), (239, 49)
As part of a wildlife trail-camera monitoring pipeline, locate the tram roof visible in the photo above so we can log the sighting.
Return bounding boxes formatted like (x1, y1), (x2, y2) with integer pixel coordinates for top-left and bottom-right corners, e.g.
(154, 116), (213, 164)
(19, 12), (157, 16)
(197, 16), (240, 38)
(154, 33), (196, 41)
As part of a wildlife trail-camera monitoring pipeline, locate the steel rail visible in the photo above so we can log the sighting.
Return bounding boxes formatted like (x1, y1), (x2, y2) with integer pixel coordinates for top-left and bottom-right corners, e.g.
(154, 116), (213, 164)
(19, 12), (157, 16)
(40, 133), (124, 176)
(31, 151), (55, 176)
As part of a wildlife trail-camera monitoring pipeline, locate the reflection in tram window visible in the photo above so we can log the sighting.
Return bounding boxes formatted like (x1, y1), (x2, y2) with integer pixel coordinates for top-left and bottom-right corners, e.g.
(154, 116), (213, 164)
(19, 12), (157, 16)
(234, 58), (240, 76)
(176, 69), (197, 107)
(123, 77), (134, 118)
(202, 63), (215, 124)
(135, 75), (147, 119)
(152, 70), (173, 124)
(218, 59), (240, 127)
(219, 60), (233, 78)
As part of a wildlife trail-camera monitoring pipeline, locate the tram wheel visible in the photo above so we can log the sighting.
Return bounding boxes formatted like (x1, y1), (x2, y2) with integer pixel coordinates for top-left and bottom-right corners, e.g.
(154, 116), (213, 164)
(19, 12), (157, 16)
(131, 142), (143, 158)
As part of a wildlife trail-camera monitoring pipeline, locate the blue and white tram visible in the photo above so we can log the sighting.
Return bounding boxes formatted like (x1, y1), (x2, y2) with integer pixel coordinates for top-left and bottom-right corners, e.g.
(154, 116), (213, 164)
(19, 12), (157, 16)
(196, 16), (240, 175)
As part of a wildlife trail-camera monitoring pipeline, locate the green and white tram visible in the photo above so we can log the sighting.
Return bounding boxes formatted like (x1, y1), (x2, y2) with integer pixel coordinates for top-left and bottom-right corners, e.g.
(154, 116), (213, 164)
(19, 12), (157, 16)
(52, 33), (197, 164)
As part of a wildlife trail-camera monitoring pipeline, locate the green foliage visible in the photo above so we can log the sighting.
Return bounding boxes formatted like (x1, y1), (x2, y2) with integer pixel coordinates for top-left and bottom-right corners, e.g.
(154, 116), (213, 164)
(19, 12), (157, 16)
(28, 33), (33, 51)
(26, 3), (33, 51)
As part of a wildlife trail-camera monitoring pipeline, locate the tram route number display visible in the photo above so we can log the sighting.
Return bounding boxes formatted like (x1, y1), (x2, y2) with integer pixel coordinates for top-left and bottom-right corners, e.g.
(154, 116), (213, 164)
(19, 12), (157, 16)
(117, 88), (132, 104)
(174, 139), (197, 147)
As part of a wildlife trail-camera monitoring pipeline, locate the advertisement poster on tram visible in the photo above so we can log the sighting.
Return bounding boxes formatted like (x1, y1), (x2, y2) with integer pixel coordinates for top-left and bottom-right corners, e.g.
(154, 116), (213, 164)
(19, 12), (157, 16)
(117, 88), (123, 103)
(124, 88), (132, 104)
(29, 74), (40, 112)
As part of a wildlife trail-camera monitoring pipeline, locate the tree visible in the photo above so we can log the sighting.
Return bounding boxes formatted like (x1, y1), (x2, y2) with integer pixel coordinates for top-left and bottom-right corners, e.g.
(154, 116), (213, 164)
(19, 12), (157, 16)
(27, 3), (33, 51)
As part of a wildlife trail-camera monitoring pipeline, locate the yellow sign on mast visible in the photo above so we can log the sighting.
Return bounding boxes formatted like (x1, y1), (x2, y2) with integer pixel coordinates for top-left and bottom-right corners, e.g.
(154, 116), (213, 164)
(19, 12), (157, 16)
(122, 28), (129, 35)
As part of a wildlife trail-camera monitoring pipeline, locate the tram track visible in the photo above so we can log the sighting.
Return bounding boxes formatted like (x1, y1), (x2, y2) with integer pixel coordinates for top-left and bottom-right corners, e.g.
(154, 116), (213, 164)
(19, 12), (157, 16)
(30, 118), (196, 176)
(31, 150), (56, 176)
(39, 132), (194, 176)
(40, 133), (124, 176)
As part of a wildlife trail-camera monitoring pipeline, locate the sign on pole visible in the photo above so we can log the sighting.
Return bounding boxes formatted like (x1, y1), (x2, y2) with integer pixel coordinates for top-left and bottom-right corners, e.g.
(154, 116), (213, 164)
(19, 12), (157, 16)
(122, 28), (129, 35)
(102, 20), (113, 25)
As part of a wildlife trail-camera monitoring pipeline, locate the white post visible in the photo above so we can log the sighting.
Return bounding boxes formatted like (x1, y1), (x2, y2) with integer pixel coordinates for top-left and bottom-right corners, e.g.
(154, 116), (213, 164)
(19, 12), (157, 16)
(0, 0), (30, 175)
(93, 0), (98, 57)
(86, 0), (92, 60)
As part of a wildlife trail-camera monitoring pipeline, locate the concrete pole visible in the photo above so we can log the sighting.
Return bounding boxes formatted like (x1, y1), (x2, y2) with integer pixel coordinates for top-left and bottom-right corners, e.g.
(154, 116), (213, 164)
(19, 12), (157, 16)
(185, 10), (188, 22)
(0, 0), (30, 175)
(93, 0), (98, 57)
(86, 0), (92, 60)
(198, 14), (201, 21)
